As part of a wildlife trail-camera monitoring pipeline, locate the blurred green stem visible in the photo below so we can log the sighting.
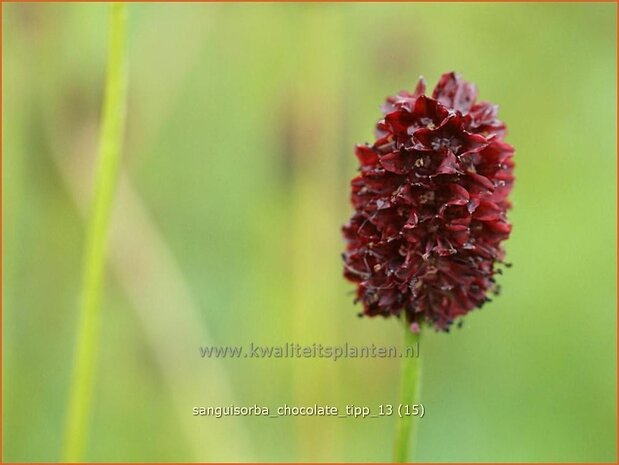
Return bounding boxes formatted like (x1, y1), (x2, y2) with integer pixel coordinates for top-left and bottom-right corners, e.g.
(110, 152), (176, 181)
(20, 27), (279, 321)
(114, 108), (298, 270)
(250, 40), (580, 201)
(393, 320), (423, 463)
(63, 3), (127, 461)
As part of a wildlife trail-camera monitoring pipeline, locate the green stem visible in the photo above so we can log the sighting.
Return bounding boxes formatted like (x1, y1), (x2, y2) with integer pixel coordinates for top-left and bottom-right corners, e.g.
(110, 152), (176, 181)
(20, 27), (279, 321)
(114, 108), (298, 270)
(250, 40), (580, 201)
(393, 320), (423, 463)
(62, 3), (127, 461)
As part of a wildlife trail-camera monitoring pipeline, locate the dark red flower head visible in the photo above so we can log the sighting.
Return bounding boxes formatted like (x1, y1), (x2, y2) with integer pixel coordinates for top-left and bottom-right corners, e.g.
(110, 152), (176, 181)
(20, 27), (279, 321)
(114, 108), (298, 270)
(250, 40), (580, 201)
(342, 72), (514, 332)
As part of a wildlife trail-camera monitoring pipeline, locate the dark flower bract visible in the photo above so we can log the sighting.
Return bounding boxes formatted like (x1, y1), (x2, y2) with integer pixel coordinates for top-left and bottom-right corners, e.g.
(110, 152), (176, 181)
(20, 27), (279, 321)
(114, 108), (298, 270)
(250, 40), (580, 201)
(342, 72), (515, 332)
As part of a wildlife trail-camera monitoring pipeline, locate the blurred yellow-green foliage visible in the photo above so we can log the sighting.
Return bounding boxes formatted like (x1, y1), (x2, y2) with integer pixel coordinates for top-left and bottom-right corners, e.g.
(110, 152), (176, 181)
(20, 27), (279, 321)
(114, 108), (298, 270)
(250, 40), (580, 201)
(3, 2), (616, 462)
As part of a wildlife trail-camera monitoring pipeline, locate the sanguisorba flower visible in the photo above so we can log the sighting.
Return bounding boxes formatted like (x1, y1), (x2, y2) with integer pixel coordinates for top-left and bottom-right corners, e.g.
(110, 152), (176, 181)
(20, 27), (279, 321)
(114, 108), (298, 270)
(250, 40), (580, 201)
(342, 72), (514, 332)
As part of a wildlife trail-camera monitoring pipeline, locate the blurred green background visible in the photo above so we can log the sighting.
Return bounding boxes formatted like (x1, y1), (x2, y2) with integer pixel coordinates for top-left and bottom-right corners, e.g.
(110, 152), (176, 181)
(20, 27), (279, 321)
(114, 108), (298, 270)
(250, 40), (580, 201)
(3, 2), (617, 462)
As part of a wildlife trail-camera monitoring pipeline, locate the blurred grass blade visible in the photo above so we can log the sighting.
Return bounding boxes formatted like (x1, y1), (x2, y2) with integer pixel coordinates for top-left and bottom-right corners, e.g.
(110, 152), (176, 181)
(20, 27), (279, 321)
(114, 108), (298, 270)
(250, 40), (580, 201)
(62, 3), (127, 461)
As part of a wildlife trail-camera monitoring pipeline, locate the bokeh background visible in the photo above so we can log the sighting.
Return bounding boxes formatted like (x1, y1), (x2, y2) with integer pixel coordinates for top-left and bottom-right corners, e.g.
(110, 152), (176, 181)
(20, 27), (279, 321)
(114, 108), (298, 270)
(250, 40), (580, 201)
(3, 2), (617, 462)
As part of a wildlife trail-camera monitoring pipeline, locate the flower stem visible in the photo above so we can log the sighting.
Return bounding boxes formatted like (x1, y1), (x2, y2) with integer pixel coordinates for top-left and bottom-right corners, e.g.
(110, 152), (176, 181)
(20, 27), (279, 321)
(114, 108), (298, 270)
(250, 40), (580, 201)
(62, 3), (127, 461)
(393, 320), (423, 463)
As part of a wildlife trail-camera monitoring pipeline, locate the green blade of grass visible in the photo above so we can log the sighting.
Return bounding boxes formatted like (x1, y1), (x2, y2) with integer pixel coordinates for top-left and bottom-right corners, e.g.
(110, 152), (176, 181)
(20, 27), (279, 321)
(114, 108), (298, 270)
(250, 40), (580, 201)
(62, 3), (127, 461)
